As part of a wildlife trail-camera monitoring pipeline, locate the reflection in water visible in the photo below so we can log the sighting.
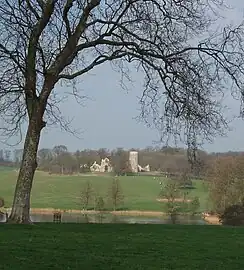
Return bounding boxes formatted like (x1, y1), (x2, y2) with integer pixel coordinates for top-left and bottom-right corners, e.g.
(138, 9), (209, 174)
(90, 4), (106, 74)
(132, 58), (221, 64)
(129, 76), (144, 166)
(170, 214), (177, 224)
(0, 211), (208, 225)
(0, 212), (5, 222)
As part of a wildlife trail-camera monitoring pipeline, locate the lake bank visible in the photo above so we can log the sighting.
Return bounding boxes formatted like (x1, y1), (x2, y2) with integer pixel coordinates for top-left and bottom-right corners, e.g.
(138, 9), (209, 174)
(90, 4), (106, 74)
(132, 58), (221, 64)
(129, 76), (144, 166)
(2, 207), (220, 225)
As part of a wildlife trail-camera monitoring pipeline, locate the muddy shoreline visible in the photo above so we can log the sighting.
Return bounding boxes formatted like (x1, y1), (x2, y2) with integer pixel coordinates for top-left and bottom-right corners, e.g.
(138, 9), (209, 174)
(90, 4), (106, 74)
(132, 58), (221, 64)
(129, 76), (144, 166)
(4, 208), (220, 224)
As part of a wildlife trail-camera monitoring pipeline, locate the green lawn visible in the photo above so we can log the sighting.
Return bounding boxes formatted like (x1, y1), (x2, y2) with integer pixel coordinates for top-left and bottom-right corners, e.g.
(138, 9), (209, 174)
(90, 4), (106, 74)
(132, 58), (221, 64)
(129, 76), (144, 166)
(1, 223), (244, 269)
(0, 169), (209, 211)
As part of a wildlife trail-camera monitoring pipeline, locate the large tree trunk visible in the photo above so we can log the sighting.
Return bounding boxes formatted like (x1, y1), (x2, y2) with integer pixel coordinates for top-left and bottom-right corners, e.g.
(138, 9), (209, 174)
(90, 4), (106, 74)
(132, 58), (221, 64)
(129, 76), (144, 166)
(8, 116), (44, 224)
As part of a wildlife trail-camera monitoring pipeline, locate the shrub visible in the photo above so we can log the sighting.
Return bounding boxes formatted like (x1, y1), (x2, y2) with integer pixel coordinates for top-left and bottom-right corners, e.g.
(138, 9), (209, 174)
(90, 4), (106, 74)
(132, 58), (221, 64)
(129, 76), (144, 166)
(219, 204), (244, 226)
(178, 173), (193, 189)
(189, 197), (200, 215)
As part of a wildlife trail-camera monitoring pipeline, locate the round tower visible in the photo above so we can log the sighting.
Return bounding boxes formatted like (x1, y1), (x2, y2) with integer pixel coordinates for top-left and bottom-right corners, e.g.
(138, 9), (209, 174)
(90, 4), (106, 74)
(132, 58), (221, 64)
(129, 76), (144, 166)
(129, 151), (138, 173)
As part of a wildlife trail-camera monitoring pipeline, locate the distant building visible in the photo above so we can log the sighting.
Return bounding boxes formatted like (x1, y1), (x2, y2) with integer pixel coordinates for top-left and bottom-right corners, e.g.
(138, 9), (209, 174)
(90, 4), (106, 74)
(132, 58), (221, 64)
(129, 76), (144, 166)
(129, 151), (138, 173)
(90, 158), (113, 172)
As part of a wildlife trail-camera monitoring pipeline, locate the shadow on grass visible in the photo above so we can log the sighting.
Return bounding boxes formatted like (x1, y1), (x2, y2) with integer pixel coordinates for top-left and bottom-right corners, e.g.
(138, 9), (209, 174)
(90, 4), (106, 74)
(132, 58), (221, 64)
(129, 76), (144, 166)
(86, 207), (130, 211)
(179, 186), (196, 190)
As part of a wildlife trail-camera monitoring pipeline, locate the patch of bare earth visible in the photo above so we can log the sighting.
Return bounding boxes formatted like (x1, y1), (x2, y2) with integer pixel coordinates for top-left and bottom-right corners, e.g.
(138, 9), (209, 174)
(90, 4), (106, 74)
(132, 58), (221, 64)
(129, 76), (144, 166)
(202, 214), (221, 225)
(6, 208), (166, 217)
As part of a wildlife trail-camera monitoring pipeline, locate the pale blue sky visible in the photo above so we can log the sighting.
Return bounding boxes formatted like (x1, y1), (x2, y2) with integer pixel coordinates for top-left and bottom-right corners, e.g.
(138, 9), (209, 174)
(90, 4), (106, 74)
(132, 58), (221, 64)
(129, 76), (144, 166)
(1, 0), (244, 153)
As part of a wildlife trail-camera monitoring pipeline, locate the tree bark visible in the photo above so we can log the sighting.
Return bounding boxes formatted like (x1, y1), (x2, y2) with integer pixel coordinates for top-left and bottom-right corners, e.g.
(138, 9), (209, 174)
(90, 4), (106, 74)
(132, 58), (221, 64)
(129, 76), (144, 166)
(8, 116), (44, 224)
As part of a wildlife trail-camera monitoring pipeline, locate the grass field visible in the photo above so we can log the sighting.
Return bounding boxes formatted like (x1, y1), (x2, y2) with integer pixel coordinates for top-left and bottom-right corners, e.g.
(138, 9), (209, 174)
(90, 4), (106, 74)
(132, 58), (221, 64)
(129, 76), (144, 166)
(1, 223), (244, 269)
(0, 169), (209, 212)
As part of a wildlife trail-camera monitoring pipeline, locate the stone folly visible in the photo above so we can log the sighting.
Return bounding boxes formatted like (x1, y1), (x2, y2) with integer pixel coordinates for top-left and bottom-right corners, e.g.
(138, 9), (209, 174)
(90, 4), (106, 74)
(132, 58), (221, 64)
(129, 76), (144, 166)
(129, 151), (150, 173)
(138, 164), (150, 172)
(90, 157), (113, 173)
(89, 152), (151, 173)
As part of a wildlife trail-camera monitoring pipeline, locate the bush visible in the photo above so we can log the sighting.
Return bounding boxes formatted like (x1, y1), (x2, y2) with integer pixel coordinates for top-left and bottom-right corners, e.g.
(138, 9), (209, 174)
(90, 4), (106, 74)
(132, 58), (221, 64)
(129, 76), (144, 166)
(189, 197), (200, 215)
(178, 173), (193, 189)
(219, 204), (244, 226)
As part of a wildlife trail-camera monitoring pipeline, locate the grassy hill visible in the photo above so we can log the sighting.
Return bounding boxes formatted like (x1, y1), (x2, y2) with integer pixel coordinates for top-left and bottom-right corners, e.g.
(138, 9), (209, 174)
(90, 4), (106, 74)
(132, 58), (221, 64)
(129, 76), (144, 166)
(0, 169), (209, 211)
(1, 223), (244, 269)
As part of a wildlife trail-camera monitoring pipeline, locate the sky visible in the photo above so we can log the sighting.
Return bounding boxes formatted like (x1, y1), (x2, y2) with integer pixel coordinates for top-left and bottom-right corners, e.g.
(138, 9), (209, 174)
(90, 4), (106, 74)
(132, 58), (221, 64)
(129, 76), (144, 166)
(1, 0), (244, 153)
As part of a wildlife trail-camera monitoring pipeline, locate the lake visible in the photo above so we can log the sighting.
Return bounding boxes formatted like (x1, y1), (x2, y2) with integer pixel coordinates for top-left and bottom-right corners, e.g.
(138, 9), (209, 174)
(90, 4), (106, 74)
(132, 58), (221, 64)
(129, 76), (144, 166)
(0, 212), (208, 224)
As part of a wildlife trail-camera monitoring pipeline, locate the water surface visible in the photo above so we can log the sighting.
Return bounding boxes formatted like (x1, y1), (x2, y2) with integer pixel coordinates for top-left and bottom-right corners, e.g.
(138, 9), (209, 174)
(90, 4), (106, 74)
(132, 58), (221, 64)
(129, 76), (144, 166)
(0, 212), (208, 224)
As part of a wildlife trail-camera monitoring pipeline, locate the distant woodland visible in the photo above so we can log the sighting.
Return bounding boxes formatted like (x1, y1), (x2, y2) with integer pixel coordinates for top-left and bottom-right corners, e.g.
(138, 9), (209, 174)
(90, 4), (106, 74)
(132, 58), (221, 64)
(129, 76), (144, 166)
(1, 146), (243, 177)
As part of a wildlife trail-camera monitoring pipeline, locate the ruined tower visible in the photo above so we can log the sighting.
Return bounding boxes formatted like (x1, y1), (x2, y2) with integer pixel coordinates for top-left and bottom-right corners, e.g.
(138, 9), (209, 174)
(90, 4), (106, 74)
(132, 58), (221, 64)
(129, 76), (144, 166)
(129, 151), (138, 173)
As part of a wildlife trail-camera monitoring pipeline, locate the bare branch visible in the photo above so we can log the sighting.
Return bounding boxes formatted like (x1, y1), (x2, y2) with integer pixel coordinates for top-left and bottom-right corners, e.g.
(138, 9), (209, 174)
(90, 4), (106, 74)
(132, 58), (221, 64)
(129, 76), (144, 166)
(36, 0), (45, 10)
(63, 0), (74, 37)
(40, 0), (101, 103)
(58, 52), (128, 80)
(0, 44), (25, 73)
(48, 0), (101, 75)
(25, 0), (56, 115)
(25, 0), (41, 20)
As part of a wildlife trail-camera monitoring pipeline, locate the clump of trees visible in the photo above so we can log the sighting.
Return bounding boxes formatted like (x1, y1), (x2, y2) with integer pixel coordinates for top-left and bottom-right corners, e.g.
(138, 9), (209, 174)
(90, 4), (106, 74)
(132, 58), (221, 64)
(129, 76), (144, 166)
(208, 156), (244, 214)
(219, 203), (244, 226)
(207, 155), (244, 225)
(159, 179), (200, 221)
(11, 146), (209, 176)
(80, 181), (106, 223)
(79, 178), (124, 211)
(159, 181), (182, 223)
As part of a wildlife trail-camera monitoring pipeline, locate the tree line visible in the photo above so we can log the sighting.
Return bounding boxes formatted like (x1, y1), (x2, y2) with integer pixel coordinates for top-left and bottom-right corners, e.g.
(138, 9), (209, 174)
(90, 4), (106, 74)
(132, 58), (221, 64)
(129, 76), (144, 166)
(1, 145), (243, 177)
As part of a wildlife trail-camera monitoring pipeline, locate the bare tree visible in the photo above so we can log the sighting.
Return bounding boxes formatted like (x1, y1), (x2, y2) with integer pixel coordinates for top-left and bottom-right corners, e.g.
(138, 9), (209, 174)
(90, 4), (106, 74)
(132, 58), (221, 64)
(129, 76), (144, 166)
(159, 180), (182, 223)
(80, 180), (93, 210)
(94, 195), (105, 223)
(107, 177), (124, 211)
(0, 1), (244, 223)
(208, 155), (244, 214)
(159, 181), (181, 204)
(110, 148), (130, 175)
